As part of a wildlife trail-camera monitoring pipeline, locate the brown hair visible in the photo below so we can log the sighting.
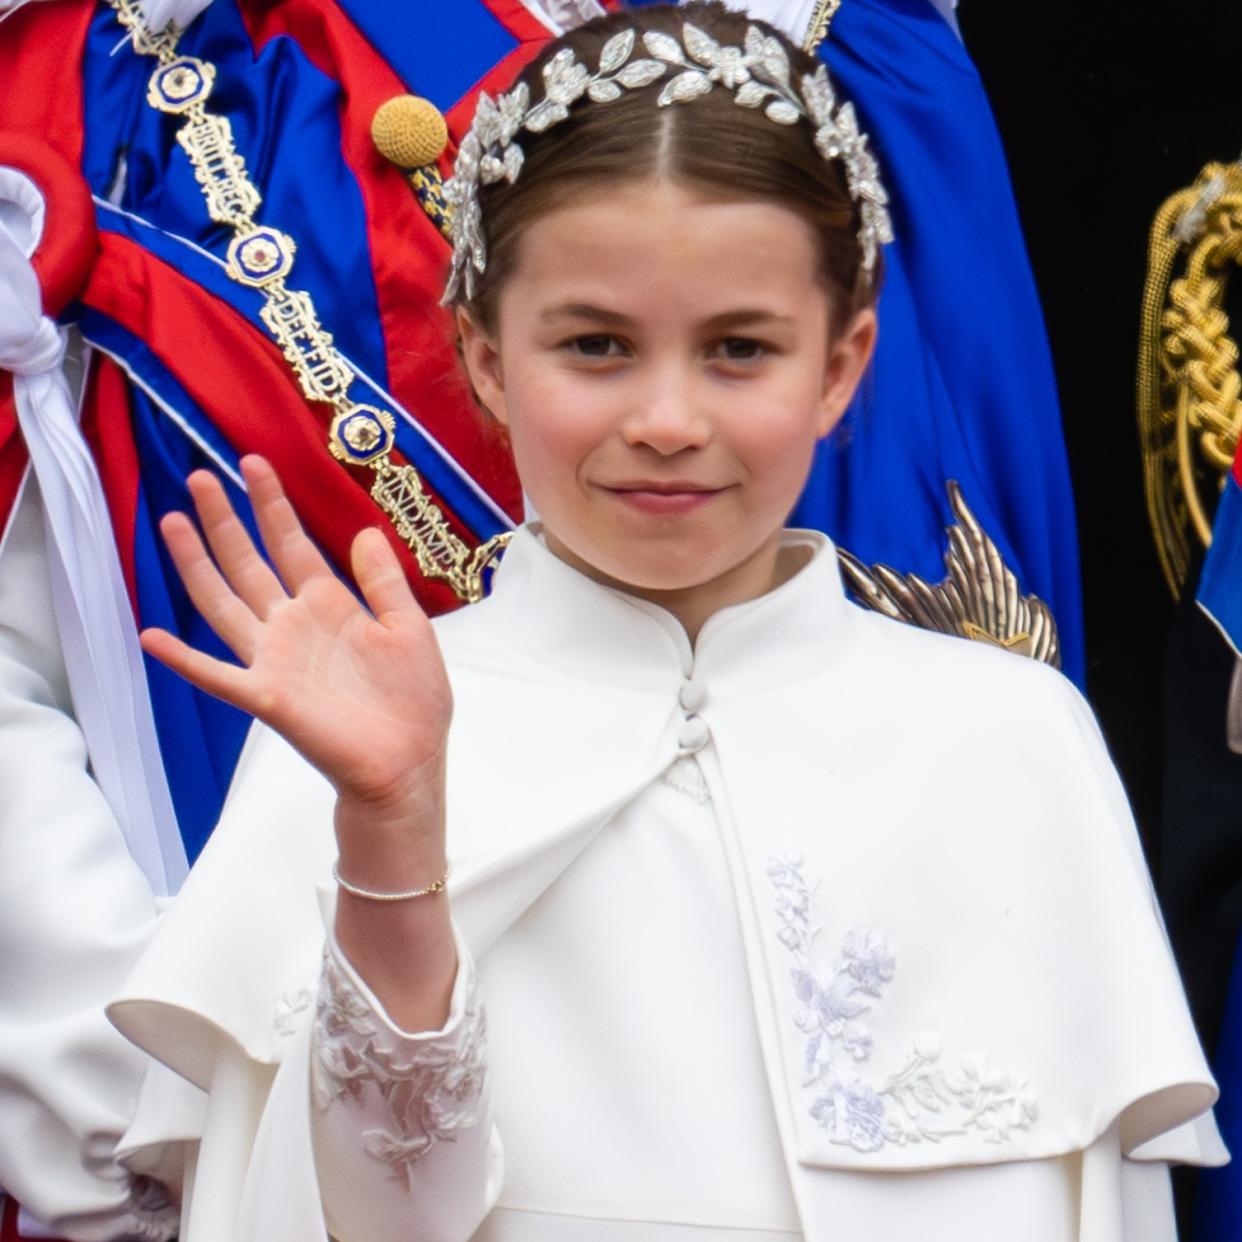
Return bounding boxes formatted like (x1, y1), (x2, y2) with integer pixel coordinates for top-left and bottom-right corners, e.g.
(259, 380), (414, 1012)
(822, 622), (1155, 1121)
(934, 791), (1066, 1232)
(450, 1), (881, 332)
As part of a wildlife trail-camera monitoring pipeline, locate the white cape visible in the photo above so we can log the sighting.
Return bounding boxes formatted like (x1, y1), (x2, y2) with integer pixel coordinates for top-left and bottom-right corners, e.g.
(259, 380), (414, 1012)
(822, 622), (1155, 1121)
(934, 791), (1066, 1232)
(108, 527), (1224, 1239)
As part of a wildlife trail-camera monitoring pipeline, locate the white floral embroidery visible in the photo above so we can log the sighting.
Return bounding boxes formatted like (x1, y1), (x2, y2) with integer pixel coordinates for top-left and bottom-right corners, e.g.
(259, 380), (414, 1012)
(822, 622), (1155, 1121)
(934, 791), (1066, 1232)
(661, 755), (712, 804)
(768, 854), (1037, 1152)
(273, 986), (313, 1037)
(312, 943), (488, 1186)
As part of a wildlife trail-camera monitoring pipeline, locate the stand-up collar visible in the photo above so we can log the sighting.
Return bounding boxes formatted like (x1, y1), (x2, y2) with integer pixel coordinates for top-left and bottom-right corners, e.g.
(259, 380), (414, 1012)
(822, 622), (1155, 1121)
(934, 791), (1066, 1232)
(475, 524), (862, 695)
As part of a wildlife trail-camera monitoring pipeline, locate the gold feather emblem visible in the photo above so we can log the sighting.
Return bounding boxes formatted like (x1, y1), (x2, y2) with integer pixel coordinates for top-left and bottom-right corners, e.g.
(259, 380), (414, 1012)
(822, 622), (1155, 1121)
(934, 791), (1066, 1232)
(836, 481), (1061, 669)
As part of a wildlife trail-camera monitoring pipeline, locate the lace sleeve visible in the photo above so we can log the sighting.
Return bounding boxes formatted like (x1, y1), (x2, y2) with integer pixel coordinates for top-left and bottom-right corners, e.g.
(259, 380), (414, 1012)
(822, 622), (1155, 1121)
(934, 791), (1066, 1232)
(311, 934), (489, 1189)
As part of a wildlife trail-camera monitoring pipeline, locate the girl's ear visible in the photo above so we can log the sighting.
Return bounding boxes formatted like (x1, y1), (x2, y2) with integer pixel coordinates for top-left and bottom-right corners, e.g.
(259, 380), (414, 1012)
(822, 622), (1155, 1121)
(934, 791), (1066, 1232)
(816, 307), (878, 439)
(456, 307), (509, 426)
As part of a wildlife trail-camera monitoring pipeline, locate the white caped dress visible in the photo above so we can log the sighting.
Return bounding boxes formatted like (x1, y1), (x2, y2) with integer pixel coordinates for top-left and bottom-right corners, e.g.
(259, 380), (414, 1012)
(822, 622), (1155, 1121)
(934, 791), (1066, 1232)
(103, 524), (1226, 1242)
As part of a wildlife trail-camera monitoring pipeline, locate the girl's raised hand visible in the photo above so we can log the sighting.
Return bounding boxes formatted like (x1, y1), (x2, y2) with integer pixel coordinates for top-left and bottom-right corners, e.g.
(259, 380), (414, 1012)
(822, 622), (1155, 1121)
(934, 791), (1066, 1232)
(140, 456), (452, 814)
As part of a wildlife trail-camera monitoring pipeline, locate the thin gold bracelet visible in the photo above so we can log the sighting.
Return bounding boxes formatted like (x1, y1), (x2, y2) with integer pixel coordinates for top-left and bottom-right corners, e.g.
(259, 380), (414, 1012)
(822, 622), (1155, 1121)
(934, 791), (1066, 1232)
(332, 861), (450, 902)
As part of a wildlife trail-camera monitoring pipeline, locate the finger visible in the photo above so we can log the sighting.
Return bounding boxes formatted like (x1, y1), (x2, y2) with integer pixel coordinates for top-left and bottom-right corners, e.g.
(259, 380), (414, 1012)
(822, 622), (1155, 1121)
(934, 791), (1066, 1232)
(159, 511), (260, 661)
(186, 470), (287, 617)
(140, 626), (255, 710)
(241, 456), (335, 594)
(351, 527), (424, 624)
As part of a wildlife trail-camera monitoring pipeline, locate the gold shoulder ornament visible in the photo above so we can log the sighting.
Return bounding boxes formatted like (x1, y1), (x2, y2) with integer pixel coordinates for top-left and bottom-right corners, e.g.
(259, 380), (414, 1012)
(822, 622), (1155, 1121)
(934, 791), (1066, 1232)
(1138, 158), (1242, 598)
(111, 0), (509, 603)
(837, 481), (1062, 668)
(802, 0), (843, 55)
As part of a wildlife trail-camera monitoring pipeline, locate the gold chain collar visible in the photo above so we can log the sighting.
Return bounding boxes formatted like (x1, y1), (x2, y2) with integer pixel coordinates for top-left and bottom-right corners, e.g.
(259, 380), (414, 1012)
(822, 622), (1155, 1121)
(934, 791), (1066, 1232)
(110, 0), (509, 603)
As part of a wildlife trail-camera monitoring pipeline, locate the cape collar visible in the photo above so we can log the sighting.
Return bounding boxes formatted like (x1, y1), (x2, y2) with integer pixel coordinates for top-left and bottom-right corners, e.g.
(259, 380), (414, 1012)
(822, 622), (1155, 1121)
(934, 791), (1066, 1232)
(475, 524), (862, 695)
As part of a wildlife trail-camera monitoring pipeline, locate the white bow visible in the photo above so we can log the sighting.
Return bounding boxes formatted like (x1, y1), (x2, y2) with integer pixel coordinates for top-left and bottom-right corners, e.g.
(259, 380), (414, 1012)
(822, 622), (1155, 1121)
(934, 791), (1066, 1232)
(0, 168), (187, 895)
(0, 0), (215, 31)
(136, 0), (215, 33)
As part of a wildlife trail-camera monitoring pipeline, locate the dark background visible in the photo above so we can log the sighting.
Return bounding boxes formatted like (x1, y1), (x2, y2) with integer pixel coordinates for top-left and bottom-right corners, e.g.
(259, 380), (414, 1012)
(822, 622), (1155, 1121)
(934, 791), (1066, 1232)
(956, 0), (1241, 849)
(955, 10), (1242, 1224)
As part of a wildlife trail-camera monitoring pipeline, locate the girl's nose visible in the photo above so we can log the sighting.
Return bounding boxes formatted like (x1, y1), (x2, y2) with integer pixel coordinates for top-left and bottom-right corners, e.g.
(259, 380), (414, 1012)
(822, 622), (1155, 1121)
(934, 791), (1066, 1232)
(619, 373), (712, 456)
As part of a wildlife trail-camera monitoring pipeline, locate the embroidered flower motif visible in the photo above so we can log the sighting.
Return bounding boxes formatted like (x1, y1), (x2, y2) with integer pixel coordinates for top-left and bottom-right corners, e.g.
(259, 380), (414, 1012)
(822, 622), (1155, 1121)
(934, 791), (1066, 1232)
(810, 1075), (887, 1152)
(842, 929), (896, 994)
(273, 986), (313, 1037)
(313, 943), (488, 1185)
(769, 855), (1037, 1152)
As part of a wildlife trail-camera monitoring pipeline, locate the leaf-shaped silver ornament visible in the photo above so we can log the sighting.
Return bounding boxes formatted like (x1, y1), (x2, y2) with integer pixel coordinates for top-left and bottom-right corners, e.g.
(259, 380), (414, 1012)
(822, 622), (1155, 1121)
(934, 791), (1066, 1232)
(448, 192), (484, 292)
(501, 142), (524, 183)
(765, 98), (800, 126)
(711, 46), (750, 88)
(546, 62), (589, 106)
(599, 29), (635, 74)
(857, 224), (874, 271)
(450, 132), (481, 182)
(852, 147), (884, 204)
(800, 67), (834, 128)
(815, 122), (842, 161)
(544, 48), (576, 78)
(497, 82), (530, 142)
(758, 35), (791, 89)
(588, 79), (624, 102)
(524, 99), (569, 132)
(643, 30), (687, 65)
(473, 95), (502, 148)
(617, 58), (666, 88)
(835, 101), (861, 150)
(657, 70), (712, 107)
(445, 18), (895, 297)
(734, 80), (771, 108)
(683, 22), (720, 67)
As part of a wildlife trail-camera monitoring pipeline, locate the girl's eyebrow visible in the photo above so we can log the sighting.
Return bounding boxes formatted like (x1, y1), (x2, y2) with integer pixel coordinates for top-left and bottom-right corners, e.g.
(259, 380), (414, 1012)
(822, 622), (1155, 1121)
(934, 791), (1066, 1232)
(540, 304), (795, 330)
(541, 302), (634, 326)
(700, 309), (797, 331)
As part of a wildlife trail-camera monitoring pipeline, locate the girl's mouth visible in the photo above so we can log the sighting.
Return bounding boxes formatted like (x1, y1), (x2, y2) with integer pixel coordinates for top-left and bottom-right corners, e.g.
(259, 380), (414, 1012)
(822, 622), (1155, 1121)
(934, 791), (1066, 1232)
(603, 484), (726, 515)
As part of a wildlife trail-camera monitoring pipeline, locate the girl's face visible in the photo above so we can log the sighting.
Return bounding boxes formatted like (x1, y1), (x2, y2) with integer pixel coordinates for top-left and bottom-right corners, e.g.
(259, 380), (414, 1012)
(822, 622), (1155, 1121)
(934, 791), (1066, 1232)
(459, 181), (876, 617)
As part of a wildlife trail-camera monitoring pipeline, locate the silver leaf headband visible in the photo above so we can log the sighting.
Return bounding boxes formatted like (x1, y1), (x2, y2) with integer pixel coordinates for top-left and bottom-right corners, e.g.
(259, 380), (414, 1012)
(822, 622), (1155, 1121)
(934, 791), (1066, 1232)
(441, 22), (894, 303)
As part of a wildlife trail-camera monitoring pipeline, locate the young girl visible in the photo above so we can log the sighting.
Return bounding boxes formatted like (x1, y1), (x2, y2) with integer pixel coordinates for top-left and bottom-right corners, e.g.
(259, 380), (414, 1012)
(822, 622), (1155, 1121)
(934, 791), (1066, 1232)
(116, 5), (1221, 1239)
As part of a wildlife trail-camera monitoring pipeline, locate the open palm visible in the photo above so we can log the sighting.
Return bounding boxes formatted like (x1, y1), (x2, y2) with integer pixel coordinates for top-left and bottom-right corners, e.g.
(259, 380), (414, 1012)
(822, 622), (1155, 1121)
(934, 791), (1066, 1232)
(141, 457), (452, 811)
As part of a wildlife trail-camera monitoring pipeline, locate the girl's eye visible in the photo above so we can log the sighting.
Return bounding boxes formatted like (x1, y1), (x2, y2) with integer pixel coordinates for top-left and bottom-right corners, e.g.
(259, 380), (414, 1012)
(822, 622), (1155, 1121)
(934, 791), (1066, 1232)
(566, 334), (626, 358)
(714, 338), (767, 363)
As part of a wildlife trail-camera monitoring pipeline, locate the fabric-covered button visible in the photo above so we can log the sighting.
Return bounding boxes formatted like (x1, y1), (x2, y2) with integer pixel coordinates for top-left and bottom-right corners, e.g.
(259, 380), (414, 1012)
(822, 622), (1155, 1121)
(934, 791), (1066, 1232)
(679, 677), (707, 712)
(677, 714), (710, 754)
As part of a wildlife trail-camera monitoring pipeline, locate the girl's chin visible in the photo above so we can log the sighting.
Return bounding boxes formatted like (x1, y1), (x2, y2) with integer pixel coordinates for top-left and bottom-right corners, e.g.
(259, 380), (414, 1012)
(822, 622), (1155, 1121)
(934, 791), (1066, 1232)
(566, 546), (739, 596)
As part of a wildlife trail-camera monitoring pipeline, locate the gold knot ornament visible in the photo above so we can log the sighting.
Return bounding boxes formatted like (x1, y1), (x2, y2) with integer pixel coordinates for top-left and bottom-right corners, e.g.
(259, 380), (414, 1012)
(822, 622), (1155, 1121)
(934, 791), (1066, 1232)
(370, 95), (454, 240)
(371, 95), (450, 170)
(1138, 159), (1242, 598)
